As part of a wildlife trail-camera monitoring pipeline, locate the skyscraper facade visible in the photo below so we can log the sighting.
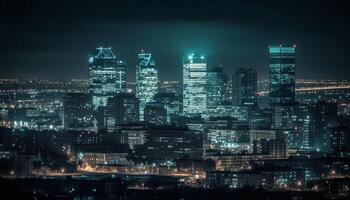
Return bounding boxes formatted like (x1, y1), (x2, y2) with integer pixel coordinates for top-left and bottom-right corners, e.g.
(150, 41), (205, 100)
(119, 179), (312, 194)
(309, 101), (338, 152)
(272, 103), (310, 150)
(330, 125), (350, 154)
(182, 53), (207, 117)
(154, 92), (180, 123)
(106, 93), (139, 133)
(144, 102), (167, 125)
(63, 93), (94, 130)
(232, 67), (258, 109)
(207, 65), (229, 108)
(269, 45), (296, 105)
(136, 51), (158, 121)
(89, 47), (126, 110)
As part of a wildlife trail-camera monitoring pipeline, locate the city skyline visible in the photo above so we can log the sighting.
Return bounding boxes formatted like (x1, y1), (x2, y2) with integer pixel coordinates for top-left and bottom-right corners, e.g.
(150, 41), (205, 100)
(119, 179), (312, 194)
(1, 1), (350, 199)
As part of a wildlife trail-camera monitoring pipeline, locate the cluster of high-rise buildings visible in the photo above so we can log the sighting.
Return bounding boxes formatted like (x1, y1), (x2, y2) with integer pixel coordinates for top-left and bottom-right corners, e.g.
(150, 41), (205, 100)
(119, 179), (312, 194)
(1, 45), (349, 195)
(61, 45), (347, 154)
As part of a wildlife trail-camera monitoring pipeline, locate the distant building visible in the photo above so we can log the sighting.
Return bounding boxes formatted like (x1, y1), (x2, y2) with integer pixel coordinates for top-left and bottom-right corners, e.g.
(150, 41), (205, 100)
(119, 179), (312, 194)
(206, 171), (269, 189)
(271, 168), (307, 188)
(136, 51), (158, 121)
(272, 103), (310, 150)
(158, 81), (181, 95)
(63, 93), (94, 130)
(89, 47), (126, 110)
(206, 105), (248, 120)
(269, 45), (296, 105)
(144, 102), (167, 125)
(76, 144), (131, 166)
(183, 52), (207, 117)
(252, 156), (350, 181)
(74, 131), (102, 145)
(249, 129), (276, 144)
(232, 67), (258, 110)
(249, 109), (272, 129)
(118, 124), (146, 150)
(207, 165), (307, 189)
(253, 138), (287, 158)
(140, 126), (203, 160)
(205, 153), (270, 171)
(207, 65), (229, 108)
(153, 92), (180, 123)
(207, 129), (243, 150)
(106, 93), (139, 133)
(330, 125), (350, 154)
(309, 101), (338, 152)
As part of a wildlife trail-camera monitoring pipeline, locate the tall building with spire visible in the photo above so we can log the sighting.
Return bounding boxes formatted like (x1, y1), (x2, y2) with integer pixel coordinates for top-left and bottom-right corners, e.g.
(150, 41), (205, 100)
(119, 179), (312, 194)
(136, 50), (158, 121)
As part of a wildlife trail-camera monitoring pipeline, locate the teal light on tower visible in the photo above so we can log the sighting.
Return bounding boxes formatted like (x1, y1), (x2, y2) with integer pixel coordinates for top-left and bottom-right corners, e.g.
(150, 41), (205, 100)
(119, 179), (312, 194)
(136, 50), (158, 121)
(88, 47), (126, 110)
(269, 45), (296, 105)
(182, 52), (207, 117)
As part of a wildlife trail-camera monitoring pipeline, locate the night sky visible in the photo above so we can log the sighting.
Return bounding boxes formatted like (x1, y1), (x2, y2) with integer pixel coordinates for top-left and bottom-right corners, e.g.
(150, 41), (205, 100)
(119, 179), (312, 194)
(1, 0), (349, 81)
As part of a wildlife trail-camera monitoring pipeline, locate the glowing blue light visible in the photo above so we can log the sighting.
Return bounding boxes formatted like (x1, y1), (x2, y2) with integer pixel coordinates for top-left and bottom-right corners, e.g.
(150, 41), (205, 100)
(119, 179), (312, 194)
(200, 56), (205, 59)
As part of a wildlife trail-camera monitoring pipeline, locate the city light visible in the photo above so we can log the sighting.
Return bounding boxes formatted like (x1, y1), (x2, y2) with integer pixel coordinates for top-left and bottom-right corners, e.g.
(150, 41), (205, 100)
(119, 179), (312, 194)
(0, 1), (349, 199)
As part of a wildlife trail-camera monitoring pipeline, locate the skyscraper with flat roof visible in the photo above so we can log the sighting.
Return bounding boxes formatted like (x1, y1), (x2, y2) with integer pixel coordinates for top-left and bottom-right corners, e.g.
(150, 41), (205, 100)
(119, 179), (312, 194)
(182, 52), (207, 117)
(269, 45), (296, 105)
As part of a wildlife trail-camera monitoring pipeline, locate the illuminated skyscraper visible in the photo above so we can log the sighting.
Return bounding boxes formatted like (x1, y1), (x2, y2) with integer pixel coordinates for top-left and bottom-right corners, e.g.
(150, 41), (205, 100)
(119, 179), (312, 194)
(269, 45), (296, 105)
(136, 50), (158, 121)
(182, 52), (207, 117)
(232, 67), (258, 109)
(207, 65), (229, 108)
(89, 47), (126, 110)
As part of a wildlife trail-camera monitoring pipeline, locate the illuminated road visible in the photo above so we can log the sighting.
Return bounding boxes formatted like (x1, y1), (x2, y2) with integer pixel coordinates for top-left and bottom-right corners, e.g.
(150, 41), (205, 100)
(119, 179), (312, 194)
(258, 85), (350, 95)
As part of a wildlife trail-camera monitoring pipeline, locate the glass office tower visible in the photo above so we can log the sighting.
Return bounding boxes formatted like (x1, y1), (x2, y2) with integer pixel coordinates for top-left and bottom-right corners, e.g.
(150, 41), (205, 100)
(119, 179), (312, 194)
(89, 47), (126, 110)
(269, 45), (296, 105)
(182, 52), (207, 117)
(154, 92), (180, 123)
(63, 92), (94, 130)
(207, 65), (229, 108)
(232, 67), (258, 109)
(106, 93), (139, 133)
(309, 101), (338, 152)
(136, 50), (158, 121)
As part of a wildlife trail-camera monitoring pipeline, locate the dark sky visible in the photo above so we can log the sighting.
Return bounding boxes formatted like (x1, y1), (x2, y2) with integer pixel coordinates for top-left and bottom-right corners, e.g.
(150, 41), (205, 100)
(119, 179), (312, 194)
(1, 0), (349, 81)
